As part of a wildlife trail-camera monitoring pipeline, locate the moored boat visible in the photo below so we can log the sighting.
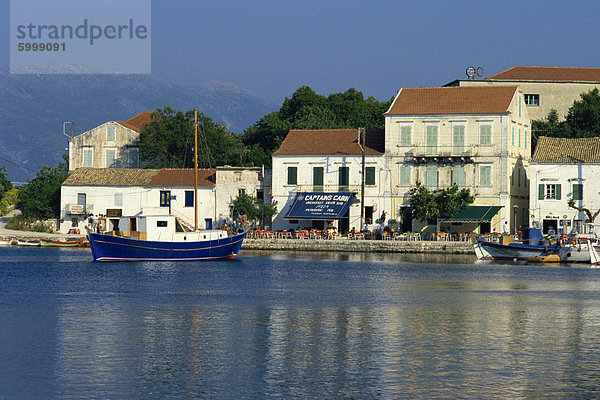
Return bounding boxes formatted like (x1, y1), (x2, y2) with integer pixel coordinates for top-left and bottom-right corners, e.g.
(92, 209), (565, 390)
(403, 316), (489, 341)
(589, 240), (600, 267)
(40, 237), (86, 247)
(86, 109), (246, 262)
(474, 228), (568, 262)
(0, 238), (13, 246)
(16, 240), (40, 247)
(86, 214), (246, 262)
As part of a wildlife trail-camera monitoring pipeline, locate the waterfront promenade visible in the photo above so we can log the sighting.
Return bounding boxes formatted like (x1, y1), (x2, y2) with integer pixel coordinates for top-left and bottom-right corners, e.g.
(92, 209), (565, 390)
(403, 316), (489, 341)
(0, 210), (475, 254)
(242, 237), (474, 254)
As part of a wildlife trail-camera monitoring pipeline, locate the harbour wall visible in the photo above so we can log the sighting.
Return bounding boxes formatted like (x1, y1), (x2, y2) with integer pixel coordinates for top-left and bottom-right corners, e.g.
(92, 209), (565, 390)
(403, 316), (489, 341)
(242, 238), (475, 254)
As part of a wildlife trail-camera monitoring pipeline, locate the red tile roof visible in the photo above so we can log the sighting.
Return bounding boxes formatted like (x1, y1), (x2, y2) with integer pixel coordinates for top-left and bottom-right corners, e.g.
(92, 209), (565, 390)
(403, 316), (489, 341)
(487, 66), (600, 82)
(149, 169), (216, 187)
(272, 129), (384, 156)
(63, 168), (216, 187)
(384, 86), (518, 115)
(117, 111), (155, 132)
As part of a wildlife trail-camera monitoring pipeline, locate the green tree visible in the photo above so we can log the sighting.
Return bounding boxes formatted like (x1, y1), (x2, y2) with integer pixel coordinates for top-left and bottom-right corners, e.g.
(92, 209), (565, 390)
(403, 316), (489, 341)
(139, 107), (243, 168)
(241, 86), (392, 166)
(0, 166), (13, 200)
(408, 182), (440, 222)
(532, 89), (600, 148)
(564, 88), (600, 137)
(232, 193), (277, 228)
(408, 182), (474, 223)
(18, 158), (69, 219)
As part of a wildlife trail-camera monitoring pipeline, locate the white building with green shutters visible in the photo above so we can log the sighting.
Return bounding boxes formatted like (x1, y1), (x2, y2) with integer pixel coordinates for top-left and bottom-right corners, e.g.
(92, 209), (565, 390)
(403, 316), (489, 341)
(529, 136), (600, 235)
(383, 86), (531, 234)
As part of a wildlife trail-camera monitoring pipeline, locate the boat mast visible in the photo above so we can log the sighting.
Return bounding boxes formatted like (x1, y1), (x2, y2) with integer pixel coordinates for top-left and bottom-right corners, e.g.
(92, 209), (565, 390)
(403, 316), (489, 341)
(194, 108), (198, 231)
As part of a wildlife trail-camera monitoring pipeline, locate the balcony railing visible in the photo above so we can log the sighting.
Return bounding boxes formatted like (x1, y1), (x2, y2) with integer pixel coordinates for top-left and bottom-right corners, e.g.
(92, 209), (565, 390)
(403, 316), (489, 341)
(398, 144), (502, 159)
(293, 184), (373, 193)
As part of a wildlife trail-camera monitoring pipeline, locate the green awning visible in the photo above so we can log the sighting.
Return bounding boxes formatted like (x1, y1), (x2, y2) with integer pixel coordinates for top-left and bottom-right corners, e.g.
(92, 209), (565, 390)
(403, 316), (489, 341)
(440, 205), (503, 223)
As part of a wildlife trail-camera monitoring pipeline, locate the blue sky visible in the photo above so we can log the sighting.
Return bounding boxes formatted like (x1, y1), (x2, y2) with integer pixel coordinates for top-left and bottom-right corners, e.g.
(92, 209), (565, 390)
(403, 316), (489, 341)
(2, 0), (600, 103)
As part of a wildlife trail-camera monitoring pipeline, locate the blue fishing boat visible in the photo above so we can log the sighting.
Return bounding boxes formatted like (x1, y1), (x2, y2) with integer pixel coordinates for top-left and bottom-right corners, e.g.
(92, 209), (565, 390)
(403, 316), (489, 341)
(87, 214), (246, 262)
(86, 108), (246, 262)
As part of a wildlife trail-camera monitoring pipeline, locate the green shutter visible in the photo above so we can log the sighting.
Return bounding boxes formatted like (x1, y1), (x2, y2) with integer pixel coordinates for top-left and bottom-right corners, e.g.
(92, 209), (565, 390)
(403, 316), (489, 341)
(573, 184), (583, 200)
(288, 167), (297, 185)
(313, 167), (323, 187)
(365, 167), (375, 186)
(556, 184), (561, 200)
(400, 166), (411, 186)
(538, 184), (544, 200)
(426, 165), (438, 188)
(453, 125), (464, 153)
(400, 126), (411, 145)
(453, 165), (465, 187)
(480, 125), (491, 145)
(339, 167), (349, 188)
(426, 126), (437, 155)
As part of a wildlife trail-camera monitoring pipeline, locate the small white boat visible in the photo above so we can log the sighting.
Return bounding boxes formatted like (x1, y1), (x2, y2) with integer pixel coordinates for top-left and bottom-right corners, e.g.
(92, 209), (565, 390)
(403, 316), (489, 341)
(17, 240), (40, 247)
(0, 238), (12, 246)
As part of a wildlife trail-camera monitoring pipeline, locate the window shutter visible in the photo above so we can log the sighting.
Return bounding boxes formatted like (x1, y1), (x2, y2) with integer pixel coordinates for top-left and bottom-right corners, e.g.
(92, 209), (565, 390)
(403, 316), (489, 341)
(365, 167), (375, 185)
(556, 184), (561, 200)
(538, 184), (544, 200)
(313, 167), (323, 187)
(400, 166), (411, 186)
(573, 184), (583, 200)
(288, 167), (297, 185)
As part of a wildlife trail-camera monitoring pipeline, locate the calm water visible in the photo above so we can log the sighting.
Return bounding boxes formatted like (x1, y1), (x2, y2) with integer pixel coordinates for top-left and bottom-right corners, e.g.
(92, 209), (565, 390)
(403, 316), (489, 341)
(2, 247), (600, 399)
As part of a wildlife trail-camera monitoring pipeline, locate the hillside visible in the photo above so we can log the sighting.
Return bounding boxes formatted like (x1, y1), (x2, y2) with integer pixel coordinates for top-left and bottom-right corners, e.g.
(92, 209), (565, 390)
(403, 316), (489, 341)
(0, 67), (275, 181)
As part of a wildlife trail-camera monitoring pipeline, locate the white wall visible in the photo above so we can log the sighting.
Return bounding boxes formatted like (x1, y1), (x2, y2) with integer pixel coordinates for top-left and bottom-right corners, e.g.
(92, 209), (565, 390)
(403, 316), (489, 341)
(530, 163), (600, 234)
(59, 185), (215, 233)
(271, 154), (389, 231)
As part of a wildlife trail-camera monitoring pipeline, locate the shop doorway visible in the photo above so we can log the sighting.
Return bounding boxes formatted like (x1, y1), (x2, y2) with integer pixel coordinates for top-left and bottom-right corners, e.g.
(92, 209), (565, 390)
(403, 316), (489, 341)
(400, 207), (413, 232)
(364, 206), (374, 224)
(339, 210), (350, 234)
(543, 219), (558, 234)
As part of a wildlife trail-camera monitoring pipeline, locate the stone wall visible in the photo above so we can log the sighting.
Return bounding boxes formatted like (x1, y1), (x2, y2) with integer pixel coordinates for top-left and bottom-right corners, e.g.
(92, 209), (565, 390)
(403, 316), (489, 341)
(242, 238), (474, 254)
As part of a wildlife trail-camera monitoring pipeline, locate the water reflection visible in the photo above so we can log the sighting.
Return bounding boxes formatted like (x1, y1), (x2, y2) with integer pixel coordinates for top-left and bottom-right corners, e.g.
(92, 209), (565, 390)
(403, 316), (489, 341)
(4, 250), (600, 398)
(246, 249), (477, 265)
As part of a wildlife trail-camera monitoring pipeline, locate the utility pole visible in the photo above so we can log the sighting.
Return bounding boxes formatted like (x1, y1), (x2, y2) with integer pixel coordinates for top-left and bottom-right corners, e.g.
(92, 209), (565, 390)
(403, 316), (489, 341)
(358, 127), (366, 229)
(194, 109), (198, 231)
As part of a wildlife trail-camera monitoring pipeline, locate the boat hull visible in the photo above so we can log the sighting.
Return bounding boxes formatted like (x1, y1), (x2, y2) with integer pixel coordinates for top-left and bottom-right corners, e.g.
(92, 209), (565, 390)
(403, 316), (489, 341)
(561, 241), (600, 263)
(475, 238), (565, 261)
(87, 230), (246, 261)
(40, 238), (84, 247)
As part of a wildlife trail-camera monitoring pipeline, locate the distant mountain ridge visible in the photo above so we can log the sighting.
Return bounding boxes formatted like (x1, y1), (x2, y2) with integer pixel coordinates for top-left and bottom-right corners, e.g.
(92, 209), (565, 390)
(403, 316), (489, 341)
(0, 67), (276, 181)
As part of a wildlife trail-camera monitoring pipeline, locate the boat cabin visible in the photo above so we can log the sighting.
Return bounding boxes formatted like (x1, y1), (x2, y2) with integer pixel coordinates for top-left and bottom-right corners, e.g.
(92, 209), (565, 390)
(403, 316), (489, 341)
(112, 214), (227, 242)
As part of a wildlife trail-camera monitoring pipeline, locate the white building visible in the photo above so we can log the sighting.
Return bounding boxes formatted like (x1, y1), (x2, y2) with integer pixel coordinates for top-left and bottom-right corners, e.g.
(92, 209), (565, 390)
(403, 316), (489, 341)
(529, 136), (600, 234)
(384, 86), (531, 234)
(60, 167), (266, 233)
(271, 129), (387, 232)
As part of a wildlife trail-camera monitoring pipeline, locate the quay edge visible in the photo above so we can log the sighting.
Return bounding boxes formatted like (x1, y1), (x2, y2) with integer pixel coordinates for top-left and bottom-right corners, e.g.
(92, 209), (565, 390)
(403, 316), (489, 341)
(242, 238), (474, 254)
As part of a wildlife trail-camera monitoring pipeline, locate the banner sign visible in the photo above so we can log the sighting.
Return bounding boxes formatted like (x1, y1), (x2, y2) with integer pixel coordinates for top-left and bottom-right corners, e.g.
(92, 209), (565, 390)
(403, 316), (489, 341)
(284, 192), (355, 220)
